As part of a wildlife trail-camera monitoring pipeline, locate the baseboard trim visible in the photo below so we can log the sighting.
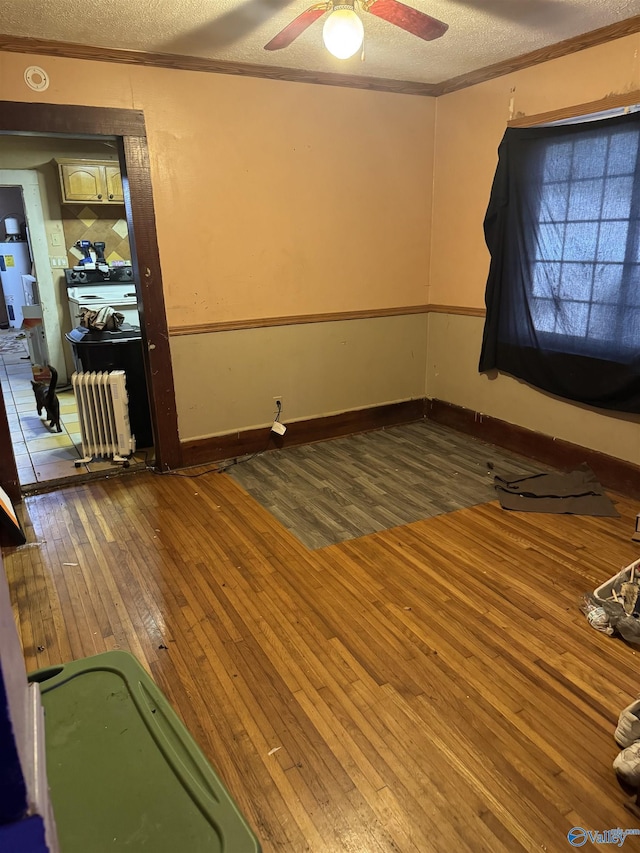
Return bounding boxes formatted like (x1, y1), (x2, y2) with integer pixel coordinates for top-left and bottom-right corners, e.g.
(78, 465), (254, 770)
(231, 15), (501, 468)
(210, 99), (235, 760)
(427, 398), (640, 499)
(180, 395), (640, 500)
(180, 399), (427, 468)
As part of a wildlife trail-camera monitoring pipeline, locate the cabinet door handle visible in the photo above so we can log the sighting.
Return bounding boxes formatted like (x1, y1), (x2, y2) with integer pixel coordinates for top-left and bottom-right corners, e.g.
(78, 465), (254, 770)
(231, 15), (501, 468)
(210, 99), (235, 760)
(97, 193), (103, 199)
(109, 194), (114, 199)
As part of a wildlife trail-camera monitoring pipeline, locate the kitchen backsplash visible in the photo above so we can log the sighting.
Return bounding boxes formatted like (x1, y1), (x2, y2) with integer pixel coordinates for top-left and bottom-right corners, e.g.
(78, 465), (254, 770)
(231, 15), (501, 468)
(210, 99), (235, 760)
(62, 204), (131, 267)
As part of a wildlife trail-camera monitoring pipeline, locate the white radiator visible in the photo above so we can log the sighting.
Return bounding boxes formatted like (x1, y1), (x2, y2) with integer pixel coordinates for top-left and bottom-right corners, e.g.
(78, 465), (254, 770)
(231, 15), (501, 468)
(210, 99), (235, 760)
(71, 371), (136, 464)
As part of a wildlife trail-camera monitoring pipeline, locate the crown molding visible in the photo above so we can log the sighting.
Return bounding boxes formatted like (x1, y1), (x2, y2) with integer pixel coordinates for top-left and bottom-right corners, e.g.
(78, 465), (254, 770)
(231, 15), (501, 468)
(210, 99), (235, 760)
(1, 15), (639, 99)
(433, 15), (640, 96)
(0, 34), (439, 97)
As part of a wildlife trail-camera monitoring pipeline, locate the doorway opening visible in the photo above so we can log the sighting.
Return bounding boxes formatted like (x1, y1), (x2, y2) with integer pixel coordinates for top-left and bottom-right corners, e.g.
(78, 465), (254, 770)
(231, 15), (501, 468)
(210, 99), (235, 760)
(0, 139), (151, 488)
(0, 102), (181, 504)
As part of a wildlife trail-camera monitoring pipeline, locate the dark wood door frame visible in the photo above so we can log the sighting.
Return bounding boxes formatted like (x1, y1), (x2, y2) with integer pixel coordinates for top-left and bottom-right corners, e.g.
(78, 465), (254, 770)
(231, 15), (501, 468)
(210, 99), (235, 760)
(0, 101), (182, 501)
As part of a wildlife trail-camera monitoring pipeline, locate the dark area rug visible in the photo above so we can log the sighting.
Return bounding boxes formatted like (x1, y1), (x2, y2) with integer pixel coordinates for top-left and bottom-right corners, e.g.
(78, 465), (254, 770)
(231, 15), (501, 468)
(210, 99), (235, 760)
(494, 464), (619, 517)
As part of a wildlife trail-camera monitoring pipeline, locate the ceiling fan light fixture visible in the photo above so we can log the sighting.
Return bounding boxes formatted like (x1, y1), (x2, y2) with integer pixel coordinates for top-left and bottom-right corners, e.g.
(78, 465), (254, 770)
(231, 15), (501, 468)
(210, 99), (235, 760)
(322, 6), (364, 59)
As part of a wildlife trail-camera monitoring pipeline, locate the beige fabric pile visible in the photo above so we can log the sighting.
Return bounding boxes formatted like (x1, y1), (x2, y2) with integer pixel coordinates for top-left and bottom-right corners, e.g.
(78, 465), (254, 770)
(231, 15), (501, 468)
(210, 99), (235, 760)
(78, 306), (125, 331)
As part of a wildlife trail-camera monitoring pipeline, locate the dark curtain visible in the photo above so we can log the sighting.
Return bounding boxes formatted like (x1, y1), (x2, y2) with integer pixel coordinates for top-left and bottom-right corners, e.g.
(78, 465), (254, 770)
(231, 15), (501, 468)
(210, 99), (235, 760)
(479, 111), (640, 413)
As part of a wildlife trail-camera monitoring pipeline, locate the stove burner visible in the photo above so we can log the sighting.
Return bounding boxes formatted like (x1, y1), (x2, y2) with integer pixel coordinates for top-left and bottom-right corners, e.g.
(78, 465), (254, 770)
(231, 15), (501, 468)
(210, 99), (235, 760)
(64, 266), (134, 285)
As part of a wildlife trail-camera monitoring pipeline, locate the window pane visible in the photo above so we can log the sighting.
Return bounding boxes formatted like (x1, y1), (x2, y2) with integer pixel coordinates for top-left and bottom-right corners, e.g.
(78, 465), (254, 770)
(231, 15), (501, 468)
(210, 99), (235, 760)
(607, 131), (639, 176)
(530, 297), (557, 332)
(539, 181), (568, 222)
(557, 300), (589, 336)
(587, 304), (615, 340)
(563, 222), (599, 260)
(531, 262), (559, 296)
(623, 264), (640, 307)
(597, 221), (629, 262)
(527, 123), (640, 362)
(567, 178), (603, 220)
(559, 262), (592, 301)
(602, 175), (634, 220)
(572, 137), (607, 178)
(593, 263), (623, 303)
(628, 227), (640, 263)
(535, 222), (564, 260)
(543, 142), (573, 181)
(622, 308), (640, 346)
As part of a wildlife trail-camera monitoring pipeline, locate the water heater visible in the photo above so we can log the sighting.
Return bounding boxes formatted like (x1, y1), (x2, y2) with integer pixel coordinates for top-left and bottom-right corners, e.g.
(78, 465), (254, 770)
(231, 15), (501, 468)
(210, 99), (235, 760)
(1, 217), (21, 241)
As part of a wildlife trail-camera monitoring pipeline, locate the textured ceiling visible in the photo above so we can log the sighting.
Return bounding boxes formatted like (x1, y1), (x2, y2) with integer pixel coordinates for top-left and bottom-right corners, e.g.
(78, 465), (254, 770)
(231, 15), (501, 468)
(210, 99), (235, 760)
(1, 0), (640, 85)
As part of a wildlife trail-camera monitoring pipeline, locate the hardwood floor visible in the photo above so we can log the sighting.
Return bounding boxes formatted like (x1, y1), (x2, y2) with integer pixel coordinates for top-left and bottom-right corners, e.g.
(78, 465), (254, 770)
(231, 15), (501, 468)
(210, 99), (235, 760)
(228, 420), (549, 549)
(4, 458), (640, 852)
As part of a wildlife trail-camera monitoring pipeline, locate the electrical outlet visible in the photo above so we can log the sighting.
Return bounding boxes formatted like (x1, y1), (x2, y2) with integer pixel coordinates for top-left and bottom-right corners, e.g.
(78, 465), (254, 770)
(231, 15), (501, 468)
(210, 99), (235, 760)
(273, 396), (283, 411)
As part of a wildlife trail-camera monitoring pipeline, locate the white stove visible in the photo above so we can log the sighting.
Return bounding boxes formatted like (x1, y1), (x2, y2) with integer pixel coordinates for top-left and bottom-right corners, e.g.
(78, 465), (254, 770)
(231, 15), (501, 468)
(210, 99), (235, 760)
(65, 266), (140, 328)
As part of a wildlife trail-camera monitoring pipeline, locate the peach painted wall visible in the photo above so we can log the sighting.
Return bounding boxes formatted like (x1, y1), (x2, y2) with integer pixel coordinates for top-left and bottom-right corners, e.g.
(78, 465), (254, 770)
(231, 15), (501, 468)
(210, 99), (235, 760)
(430, 34), (640, 308)
(0, 51), (435, 326)
(0, 50), (435, 441)
(428, 34), (640, 464)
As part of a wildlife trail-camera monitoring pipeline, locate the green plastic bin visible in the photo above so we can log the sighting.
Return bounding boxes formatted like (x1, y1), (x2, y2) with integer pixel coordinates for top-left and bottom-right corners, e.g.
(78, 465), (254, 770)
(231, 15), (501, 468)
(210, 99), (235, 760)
(29, 651), (261, 853)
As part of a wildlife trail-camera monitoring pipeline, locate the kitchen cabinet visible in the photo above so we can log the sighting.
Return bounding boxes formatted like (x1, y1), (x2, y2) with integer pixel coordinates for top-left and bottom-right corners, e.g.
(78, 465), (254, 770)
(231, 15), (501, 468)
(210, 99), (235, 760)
(104, 165), (123, 202)
(57, 159), (124, 204)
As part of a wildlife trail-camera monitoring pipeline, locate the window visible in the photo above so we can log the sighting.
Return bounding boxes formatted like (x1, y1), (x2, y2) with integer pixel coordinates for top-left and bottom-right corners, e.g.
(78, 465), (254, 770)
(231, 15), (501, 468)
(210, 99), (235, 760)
(479, 110), (640, 413)
(528, 125), (640, 358)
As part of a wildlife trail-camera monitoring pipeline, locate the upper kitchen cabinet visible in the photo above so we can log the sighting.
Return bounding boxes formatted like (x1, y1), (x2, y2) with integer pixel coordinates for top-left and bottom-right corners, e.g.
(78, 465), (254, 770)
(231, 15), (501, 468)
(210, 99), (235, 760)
(104, 165), (123, 203)
(57, 159), (124, 204)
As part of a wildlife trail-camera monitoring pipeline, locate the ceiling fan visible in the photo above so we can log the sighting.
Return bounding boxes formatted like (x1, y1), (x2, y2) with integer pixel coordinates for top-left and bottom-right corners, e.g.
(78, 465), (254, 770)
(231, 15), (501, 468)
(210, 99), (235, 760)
(264, 0), (448, 59)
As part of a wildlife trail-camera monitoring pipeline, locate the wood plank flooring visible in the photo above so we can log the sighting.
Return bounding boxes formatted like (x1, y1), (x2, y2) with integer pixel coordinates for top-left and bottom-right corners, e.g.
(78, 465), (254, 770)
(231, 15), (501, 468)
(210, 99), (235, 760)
(228, 420), (550, 549)
(3, 453), (640, 853)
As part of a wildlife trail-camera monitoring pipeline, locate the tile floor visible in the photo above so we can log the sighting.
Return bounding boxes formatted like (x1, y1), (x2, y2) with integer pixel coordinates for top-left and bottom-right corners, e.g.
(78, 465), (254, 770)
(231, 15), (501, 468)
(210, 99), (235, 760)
(1, 329), (147, 486)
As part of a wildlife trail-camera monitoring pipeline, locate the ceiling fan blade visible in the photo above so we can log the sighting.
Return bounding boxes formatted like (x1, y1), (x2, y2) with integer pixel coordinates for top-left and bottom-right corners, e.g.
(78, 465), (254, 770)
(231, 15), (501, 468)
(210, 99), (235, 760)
(366, 0), (448, 40)
(264, 4), (329, 50)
